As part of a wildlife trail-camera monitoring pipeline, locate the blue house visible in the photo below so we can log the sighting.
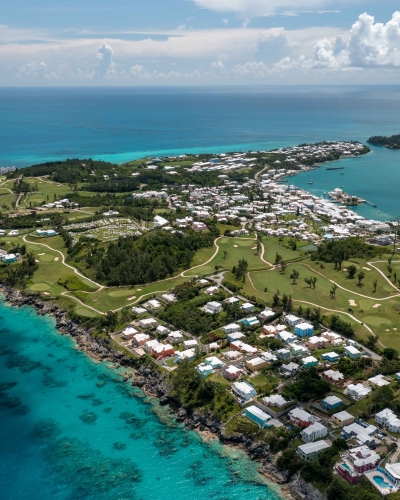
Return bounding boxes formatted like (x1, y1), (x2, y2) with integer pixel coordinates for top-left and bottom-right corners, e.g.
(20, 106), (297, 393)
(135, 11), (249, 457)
(321, 352), (340, 363)
(0, 253), (19, 264)
(36, 229), (57, 237)
(232, 381), (257, 402)
(294, 322), (314, 338)
(322, 395), (343, 410)
(245, 405), (272, 428)
(238, 317), (260, 328)
(302, 355), (318, 367)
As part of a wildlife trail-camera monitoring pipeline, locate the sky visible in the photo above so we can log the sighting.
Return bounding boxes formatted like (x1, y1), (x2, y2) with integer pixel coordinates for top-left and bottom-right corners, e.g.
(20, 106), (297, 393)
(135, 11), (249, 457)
(1, 0), (400, 85)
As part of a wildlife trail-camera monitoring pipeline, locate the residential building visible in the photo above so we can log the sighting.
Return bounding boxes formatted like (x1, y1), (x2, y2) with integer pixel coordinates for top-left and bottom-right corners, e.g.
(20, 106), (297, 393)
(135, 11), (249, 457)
(321, 352), (340, 363)
(161, 293), (176, 304)
(223, 323), (241, 335)
(245, 405), (272, 428)
(342, 422), (377, 446)
(346, 383), (371, 400)
(290, 344), (308, 357)
(223, 350), (242, 361)
(121, 326), (138, 340)
(246, 357), (268, 372)
(205, 286), (219, 295)
(230, 341), (258, 355)
(227, 332), (245, 342)
(238, 317), (260, 328)
(139, 318), (158, 329)
(205, 301), (223, 314)
(302, 355), (318, 367)
(154, 215), (169, 228)
(349, 445), (380, 473)
(184, 339), (198, 348)
(204, 356), (224, 369)
(167, 331), (184, 344)
(288, 408), (316, 427)
(307, 336), (329, 351)
(156, 325), (170, 336)
(276, 348), (291, 360)
(262, 394), (288, 408)
(322, 369), (345, 386)
(322, 395), (343, 410)
(280, 362), (300, 377)
(259, 310), (276, 321)
(222, 365), (242, 380)
(285, 314), (301, 327)
(132, 333), (150, 346)
(132, 306), (147, 315)
(225, 297), (240, 306)
(295, 322), (314, 338)
(344, 346), (362, 359)
(232, 381), (257, 402)
(278, 331), (297, 344)
(241, 302), (255, 314)
(175, 348), (196, 362)
(331, 410), (355, 427)
(297, 441), (330, 460)
(321, 331), (342, 343)
(301, 422), (328, 443)
(260, 351), (278, 363)
(368, 374), (390, 387)
(375, 408), (400, 433)
(0, 253), (18, 264)
(196, 363), (214, 378)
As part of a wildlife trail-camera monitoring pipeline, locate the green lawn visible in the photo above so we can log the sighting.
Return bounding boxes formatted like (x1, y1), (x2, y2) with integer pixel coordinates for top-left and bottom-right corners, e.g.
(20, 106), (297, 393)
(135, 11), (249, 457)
(184, 237), (268, 277)
(262, 236), (304, 263)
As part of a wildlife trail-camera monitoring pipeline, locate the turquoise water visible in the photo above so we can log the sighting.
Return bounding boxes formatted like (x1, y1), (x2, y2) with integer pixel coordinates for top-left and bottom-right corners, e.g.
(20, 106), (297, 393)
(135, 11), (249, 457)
(1, 86), (400, 218)
(341, 463), (352, 472)
(373, 476), (392, 488)
(286, 145), (400, 221)
(0, 297), (280, 500)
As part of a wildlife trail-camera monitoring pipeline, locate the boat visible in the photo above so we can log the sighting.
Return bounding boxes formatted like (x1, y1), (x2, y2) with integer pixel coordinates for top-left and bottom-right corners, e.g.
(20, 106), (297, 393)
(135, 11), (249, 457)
(308, 180), (313, 185)
(326, 166), (344, 170)
(339, 172), (344, 175)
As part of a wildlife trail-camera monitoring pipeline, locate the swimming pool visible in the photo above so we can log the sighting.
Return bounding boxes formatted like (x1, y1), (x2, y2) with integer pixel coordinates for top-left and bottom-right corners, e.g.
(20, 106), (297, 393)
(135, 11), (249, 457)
(373, 476), (392, 488)
(341, 463), (352, 472)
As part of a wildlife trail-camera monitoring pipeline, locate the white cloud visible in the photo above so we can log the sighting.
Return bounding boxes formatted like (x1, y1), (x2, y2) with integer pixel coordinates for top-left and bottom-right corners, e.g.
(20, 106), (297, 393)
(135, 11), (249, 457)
(97, 42), (116, 76)
(222, 19), (229, 26)
(16, 60), (48, 79)
(275, 11), (400, 71)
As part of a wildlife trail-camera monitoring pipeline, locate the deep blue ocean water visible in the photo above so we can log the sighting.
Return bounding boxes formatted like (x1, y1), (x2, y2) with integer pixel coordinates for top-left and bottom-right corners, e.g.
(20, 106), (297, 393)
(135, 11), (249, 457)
(0, 298), (280, 500)
(1, 86), (400, 219)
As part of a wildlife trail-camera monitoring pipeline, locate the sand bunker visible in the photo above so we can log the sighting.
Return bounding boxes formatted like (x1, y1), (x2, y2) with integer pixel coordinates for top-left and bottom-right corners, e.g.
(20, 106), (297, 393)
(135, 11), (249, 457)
(342, 268), (347, 272)
(348, 300), (357, 306)
(234, 245), (238, 248)
(54, 257), (59, 261)
(127, 296), (136, 301)
(252, 245), (257, 249)
(394, 328), (398, 331)
(43, 292), (50, 295)
(372, 304), (381, 308)
(38, 253), (45, 256)
(363, 267), (371, 271)
(35, 259), (40, 263)
(137, 288), (142, 291)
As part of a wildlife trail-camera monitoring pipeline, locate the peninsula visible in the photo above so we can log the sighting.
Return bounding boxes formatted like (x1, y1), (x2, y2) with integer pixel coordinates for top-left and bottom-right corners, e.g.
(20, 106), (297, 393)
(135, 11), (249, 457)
(367, 133), (400, 149)
(1, 139), (400, 500)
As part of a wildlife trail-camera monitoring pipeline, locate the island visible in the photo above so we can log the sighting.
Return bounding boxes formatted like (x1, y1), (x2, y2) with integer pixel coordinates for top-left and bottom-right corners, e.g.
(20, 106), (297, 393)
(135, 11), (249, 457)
(367, 133), (400, 149)
(1, 140), (399, 500)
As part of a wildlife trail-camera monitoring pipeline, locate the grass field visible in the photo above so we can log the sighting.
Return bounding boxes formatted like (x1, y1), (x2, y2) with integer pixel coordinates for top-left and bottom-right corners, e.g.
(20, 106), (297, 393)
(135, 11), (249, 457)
(185, 236), (269, 277)
(262, 236), (304, 263)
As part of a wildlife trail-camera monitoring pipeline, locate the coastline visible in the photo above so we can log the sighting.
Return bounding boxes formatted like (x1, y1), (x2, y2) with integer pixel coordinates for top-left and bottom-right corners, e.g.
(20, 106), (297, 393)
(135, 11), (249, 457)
(0, 284), (325, 500)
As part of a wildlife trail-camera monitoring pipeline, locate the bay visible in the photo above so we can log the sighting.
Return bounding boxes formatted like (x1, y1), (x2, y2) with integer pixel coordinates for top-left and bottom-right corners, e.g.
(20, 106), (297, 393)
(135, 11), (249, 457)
(0, 297), (280, 500)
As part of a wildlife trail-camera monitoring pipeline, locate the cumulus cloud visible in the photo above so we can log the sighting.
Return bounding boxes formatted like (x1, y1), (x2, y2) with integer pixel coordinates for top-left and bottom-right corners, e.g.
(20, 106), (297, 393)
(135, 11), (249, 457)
(16, 60), (48, 79)
(97, 42), (116, 76)
(272, 11), (400, 72)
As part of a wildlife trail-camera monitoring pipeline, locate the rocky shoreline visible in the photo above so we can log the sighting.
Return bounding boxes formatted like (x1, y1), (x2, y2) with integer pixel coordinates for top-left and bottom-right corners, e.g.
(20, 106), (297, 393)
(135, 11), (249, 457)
(0, 284), (325, 500)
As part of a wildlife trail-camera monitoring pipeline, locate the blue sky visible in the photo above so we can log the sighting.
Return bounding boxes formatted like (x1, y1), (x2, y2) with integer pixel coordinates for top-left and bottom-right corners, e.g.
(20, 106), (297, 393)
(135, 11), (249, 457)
(1, 0), (400, 85)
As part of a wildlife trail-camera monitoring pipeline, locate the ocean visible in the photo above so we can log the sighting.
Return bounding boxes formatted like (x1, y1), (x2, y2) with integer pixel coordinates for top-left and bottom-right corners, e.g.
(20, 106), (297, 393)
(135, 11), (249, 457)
(0, 297), (281, 500)
(1, 86), (400, 219)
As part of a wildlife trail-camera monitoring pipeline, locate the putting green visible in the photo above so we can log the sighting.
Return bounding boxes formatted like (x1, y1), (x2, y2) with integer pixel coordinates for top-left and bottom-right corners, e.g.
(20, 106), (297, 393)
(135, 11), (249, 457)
(362, 316), (392, 326)
(74, 307), (98, 318)
(30, 283), (51, 291)
(39, 254), (55, 262)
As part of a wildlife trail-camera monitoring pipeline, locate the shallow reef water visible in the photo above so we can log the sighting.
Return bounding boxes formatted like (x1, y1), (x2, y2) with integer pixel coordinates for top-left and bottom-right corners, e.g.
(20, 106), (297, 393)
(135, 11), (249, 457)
(0, 299), (280, 500)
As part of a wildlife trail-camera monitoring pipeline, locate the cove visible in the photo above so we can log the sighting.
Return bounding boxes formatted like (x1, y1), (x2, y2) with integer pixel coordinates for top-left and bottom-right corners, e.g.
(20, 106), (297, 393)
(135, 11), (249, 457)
(0, 297), (281, 500)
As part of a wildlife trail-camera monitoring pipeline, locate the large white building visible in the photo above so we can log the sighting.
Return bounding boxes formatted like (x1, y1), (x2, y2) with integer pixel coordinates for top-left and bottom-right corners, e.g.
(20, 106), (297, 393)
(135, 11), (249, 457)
(375, 408), (400, 433)
(301, 422), (328, 443)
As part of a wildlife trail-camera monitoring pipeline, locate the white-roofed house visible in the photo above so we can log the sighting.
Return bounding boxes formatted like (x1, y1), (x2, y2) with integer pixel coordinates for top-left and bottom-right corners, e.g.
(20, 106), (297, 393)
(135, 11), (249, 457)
(262, 394), (288, 408)
(156, 325), (170, 336)
(297, 441), (330, 460)
(246, 357), (268, 372)
(222, 365), (242, 380)
(167, 331), (184, 344)
(346, 383), (371, 400)
(121, 326), (138, 340)
(245, 405), (272, 428)
(331, 410), (355, 427)
(205, 301), (223, 314)
(232, 381), (257, 403)
(223, 323), (241, 335)
(301, 422), (328, 443)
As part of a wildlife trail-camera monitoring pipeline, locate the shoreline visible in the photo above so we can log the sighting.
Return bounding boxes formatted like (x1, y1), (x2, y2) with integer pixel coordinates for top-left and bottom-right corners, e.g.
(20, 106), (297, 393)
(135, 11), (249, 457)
(0, 284), (325, 500)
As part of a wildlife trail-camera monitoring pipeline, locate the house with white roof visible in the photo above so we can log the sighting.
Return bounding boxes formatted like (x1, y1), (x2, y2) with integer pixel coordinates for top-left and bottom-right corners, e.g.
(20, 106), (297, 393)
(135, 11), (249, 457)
(375, 408), (400, 433)
(344, 345), (362, 359)
(232, 381), (257, 402)
(301, 422), (328, 443)
(121, 326), (138, 340)
(245, 405), (272, 428)
(167, 331), (184, 344)
(332, 410), (355, 427)
(156, 325), (170, 336)
(175, 348), (196, 362)
(222, 365), (242, 380)
(262, 394), (288, 408)
(297, 441), (330, 460)
(368, 374), (390, 387)
(285, 314), (301, 327)
(205, 301), (223, 314)
(346, 383), (371, 400)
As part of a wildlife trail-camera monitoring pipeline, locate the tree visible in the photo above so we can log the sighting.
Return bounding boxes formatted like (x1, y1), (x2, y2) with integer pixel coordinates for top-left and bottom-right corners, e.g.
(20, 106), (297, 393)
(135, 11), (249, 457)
(233, 258), (248, 282)
(290, 269), (300, 284)
(310, 276), (317, 289)
(280, 261), (287, 274)
(223, 250), (227, 260)
(330, 283), (338, 298)
(304, 277), (312, 288)
(357, 271), (366, 287)
(383, 347), (399, 360)
(274, 252), (282, 265)
(214, 264), (222, 273)
(394, 271), (397, 283)
(347, 265), (357, 279)
(372, 279), (377, 293)
(327, 477), (349, 500)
